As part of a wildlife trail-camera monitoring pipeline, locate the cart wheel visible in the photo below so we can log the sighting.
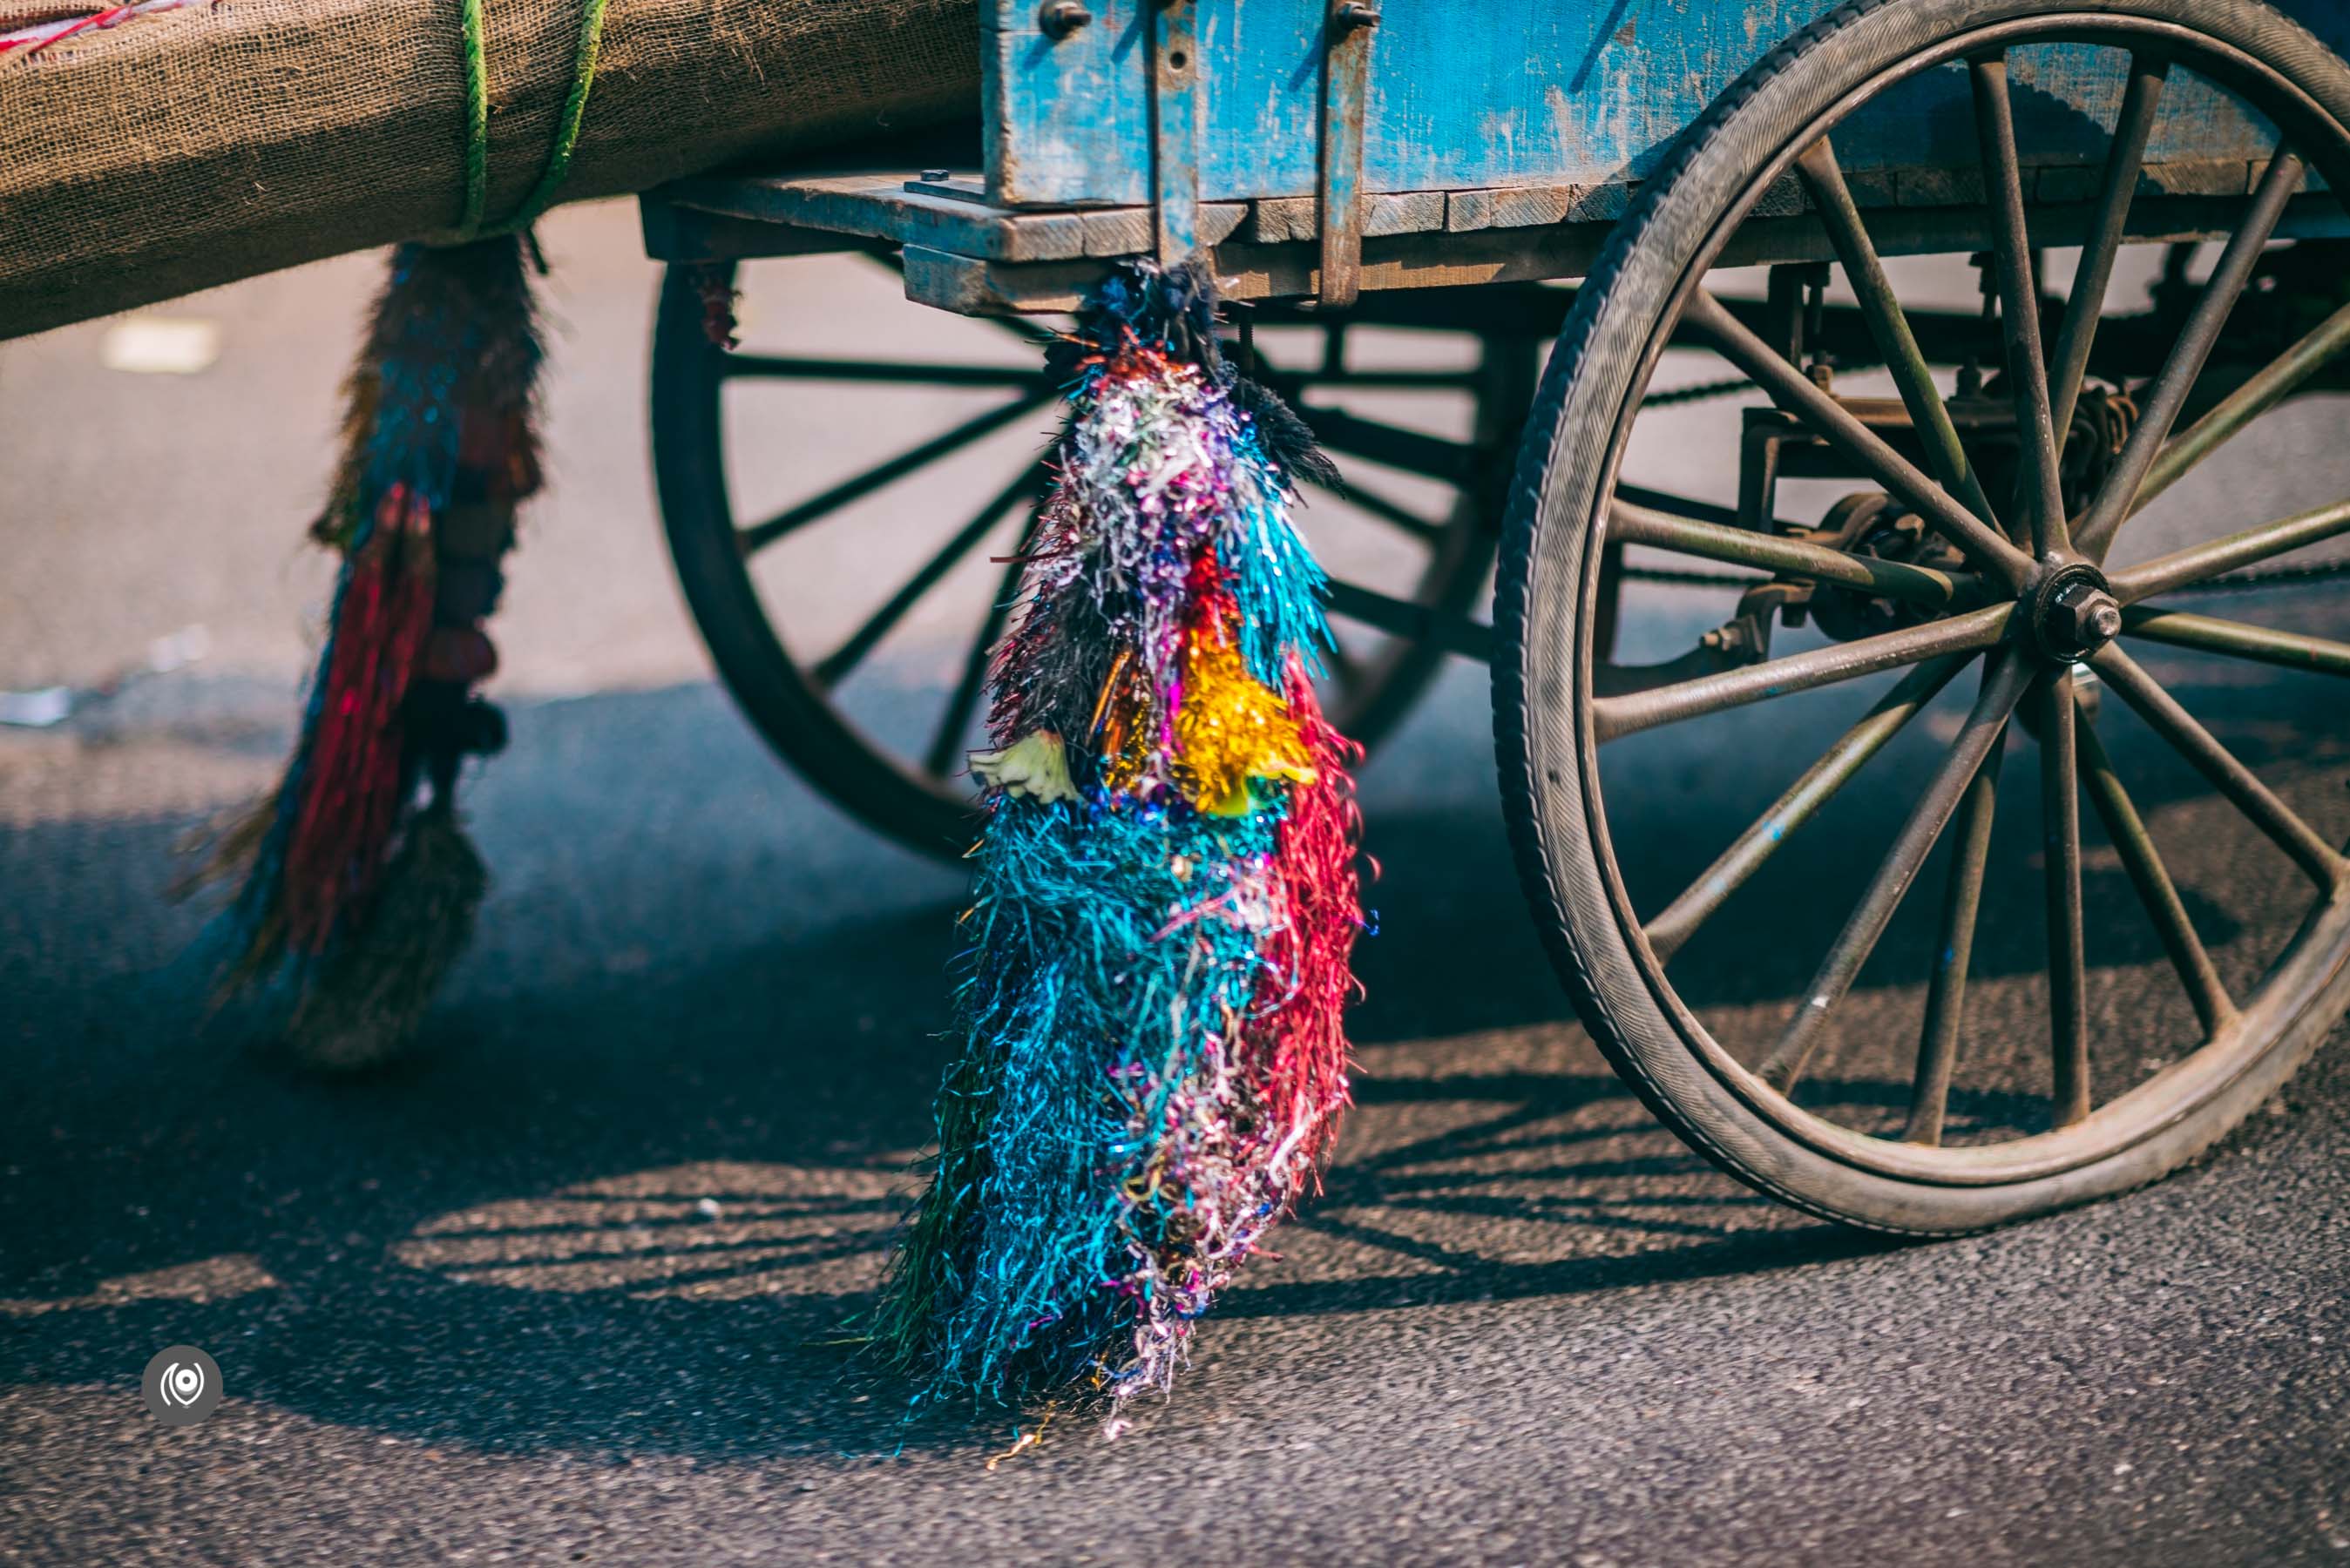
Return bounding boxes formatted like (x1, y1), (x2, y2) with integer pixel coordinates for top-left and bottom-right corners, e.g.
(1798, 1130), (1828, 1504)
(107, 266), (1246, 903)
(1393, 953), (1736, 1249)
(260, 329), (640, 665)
(1497, 0), (2350, 1233)
(653, 253), (1529, 861)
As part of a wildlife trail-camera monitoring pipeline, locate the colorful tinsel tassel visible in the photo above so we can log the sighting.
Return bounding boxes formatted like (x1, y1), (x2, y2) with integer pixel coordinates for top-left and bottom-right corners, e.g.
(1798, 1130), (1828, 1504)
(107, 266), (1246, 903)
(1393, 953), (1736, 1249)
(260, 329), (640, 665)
(877, 261), (1366, 1421)
(190, 236), (540, 1070)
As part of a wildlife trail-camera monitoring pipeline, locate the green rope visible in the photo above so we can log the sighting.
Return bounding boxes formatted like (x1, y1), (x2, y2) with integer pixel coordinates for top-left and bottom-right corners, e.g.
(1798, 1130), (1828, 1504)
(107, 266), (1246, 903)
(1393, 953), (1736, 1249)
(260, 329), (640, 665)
(444, 0), (610, 245)
(454, 0), (491, 237)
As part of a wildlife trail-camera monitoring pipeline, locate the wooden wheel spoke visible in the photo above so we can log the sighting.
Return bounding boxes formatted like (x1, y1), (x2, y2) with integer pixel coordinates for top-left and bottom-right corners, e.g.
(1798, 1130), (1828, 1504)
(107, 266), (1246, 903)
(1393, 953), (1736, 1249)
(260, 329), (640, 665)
(2049, 57), (2169, 449)
(1610, 501), (1975, 609)
(2076, 701), (2232, 1035)
(1904, 694), (2008, 1145)
(1758, 646), (2035, 1093)
(1324, 580), (1493, 662)
(2132, 301), (2350, 513)
(1969, 53), (2069, 554)
(721, 353), (1049, 389)
(924, 490), (1047, 777)
(2112, 497), (2350, 603)
(1324, 638), (1371, 693)
(1645, 653), (1973, 963)
(1295, 403), (1476, 484)
(2120, 607), (2350, 677)
(977, 311), (1061, 352)
(736, 390), (1053, 556)
(1331, 477), (1446, 544)
(2072, 149), (2308, 562)
(2035, 669), (2091, 1126)
(813, 465), (1037, 690)
(1593, 603), (2012, 742)
(1795, 137), (2000, 527)
(1682, 291), (2033, 585)
(2088, 645), (2345, 886)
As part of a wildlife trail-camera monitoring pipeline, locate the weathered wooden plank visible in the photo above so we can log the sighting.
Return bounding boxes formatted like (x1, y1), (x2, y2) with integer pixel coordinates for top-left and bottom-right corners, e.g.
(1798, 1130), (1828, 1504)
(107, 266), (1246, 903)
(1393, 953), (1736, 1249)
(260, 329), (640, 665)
(1445, 182), (1633, 233)
(1243, 190), (1446, 242)
(902, 190), (2350, 317)
(667, 173), (1252, 265)
(638, 201), (868, 264)
(1080, 202), (1247, 256)
(665, 173), (1090, 262)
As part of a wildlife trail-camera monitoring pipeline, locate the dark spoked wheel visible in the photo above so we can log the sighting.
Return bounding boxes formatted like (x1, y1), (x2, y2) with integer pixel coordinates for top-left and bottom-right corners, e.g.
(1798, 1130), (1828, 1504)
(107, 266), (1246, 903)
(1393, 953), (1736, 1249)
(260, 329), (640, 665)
(653, 253), (1537, 860)
(1498, 0), (2350, 1233)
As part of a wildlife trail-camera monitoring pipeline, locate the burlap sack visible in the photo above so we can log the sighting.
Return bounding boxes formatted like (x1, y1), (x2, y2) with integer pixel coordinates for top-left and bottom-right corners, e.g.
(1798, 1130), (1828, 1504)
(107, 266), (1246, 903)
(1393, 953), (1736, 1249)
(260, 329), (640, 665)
(0, 0), (978, 340)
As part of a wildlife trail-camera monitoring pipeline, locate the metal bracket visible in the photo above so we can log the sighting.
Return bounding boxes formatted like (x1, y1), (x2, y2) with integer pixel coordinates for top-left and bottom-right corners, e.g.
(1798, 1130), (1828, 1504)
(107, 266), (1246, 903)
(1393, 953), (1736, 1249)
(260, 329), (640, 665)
(1148, 0), (1202, 264)
(1317, 0), (1378, 306)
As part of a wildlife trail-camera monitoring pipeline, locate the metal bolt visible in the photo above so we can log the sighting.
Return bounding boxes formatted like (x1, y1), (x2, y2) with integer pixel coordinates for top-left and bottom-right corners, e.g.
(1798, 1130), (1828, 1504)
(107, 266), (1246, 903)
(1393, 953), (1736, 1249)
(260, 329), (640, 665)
(1334, 1), (1380, 29)
(1039, 0), (1092, 37)
(2049, 580), (2123, 651)
(920, 168), (951, 183)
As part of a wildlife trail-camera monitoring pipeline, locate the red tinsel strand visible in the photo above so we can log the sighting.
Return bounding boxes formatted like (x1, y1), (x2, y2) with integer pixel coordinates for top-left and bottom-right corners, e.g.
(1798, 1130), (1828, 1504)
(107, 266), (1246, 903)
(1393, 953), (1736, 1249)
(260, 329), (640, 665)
(280, 484), (437, 951)
(1252, 656), (1367, 1176)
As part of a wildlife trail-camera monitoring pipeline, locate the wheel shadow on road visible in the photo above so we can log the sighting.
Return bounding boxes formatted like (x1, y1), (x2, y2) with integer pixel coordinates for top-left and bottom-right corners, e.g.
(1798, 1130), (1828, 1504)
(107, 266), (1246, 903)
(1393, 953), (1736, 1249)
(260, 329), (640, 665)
(0, 780), (1895, 1463)
(16, 652), (2333, 1459)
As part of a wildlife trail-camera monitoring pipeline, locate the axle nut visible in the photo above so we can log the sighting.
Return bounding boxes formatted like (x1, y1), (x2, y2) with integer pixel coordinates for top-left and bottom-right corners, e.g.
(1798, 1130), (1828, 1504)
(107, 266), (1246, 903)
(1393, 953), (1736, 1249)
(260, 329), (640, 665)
(2049, 580), (2123, 653)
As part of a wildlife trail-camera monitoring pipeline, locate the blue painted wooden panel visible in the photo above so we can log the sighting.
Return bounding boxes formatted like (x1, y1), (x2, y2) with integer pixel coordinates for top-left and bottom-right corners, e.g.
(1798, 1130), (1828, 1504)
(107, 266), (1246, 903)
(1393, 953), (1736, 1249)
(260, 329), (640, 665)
(985, 0), (2350, 208)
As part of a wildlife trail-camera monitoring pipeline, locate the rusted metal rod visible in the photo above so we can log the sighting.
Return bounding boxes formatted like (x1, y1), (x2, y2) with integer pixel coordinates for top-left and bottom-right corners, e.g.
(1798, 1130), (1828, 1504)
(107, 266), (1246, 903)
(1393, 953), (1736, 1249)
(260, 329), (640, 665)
(2049, 57), (2168, 453)
(1643, 653), (1973, 963)
(1795, 137), (2001, 530)
(2072, 149), (2306, 562)
(1608, 502), (1973, 607)
(2110, 497), (2350, 604)
(2121, 606), (2350, 677)
(1758, 645), (2034, 1093)
(1970, 54), (2069, 558)
(1904, 692), (2007, 1145)
(2076, 705), (2232, 1036)
(2131, 299), (2350, 513)
(1593, 601), (2013, 742)
(2089, 644), (2346, 887)
(1681, 290), (2033, 585)
(2035, 667), (2091, 1126)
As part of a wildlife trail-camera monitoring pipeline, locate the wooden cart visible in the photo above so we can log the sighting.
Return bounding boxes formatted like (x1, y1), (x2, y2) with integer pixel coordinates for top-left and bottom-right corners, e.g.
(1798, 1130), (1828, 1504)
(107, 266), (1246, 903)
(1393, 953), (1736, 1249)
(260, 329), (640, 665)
(639, 0), (2350, 1233)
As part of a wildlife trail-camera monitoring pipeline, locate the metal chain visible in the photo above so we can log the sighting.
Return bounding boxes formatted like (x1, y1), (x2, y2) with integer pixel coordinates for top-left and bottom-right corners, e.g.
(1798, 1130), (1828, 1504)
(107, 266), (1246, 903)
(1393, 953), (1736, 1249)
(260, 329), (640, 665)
(2166, 555), (2350, 592)
(1619, 564), (1771, 586)
(1639, 375), (1760, 409)
(1617, 556), (2350, 592)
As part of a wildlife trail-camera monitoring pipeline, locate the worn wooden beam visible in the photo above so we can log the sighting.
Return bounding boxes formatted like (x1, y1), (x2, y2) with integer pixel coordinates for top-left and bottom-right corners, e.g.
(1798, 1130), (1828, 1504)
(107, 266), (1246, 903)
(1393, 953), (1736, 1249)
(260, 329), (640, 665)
(896, 187), (2350, 316)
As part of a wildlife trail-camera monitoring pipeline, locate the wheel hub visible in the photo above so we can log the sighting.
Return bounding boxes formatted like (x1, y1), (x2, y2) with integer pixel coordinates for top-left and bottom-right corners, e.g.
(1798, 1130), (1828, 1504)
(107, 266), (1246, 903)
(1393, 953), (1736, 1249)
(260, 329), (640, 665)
(2024, 562), (2123, 663)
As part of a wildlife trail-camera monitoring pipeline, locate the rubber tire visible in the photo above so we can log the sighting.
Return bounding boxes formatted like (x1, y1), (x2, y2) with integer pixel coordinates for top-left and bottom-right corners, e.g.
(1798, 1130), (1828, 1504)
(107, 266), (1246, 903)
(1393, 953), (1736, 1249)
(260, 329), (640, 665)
(1493, 0), (2350, 1233)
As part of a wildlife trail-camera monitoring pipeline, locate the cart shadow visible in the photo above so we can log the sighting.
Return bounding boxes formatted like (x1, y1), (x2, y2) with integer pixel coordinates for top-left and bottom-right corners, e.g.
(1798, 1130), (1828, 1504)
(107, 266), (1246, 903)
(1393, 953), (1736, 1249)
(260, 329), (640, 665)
(4, 652), (2333, 1460)
(0, 909), (1893, 1460)
(0, 722), (1873, 1462)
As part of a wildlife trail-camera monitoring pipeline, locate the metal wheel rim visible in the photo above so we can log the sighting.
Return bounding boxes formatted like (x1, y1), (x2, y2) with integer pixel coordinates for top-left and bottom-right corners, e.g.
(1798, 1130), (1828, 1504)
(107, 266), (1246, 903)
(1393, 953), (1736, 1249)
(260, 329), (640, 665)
(1571, 11), (2350, 1186)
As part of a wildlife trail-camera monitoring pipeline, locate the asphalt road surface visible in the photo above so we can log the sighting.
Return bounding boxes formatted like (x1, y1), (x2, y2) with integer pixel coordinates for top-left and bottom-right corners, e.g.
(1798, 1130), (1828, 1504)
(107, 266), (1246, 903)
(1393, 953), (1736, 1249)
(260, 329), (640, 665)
(4, 201), (2347, 1565)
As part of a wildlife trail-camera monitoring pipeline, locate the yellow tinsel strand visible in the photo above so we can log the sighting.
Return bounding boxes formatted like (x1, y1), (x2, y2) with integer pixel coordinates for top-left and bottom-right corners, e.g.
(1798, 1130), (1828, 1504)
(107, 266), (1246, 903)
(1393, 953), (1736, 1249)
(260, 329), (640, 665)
(1097, 607), (1315, 815)
(1173, 618), (1315, 815)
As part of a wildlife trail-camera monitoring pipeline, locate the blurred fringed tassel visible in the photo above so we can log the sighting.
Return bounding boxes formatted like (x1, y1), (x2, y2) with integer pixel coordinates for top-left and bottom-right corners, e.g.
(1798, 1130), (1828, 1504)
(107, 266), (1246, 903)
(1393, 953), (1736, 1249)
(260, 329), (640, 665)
(877, 260), (1365, 1423)
(188, 235), (539, 1069)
